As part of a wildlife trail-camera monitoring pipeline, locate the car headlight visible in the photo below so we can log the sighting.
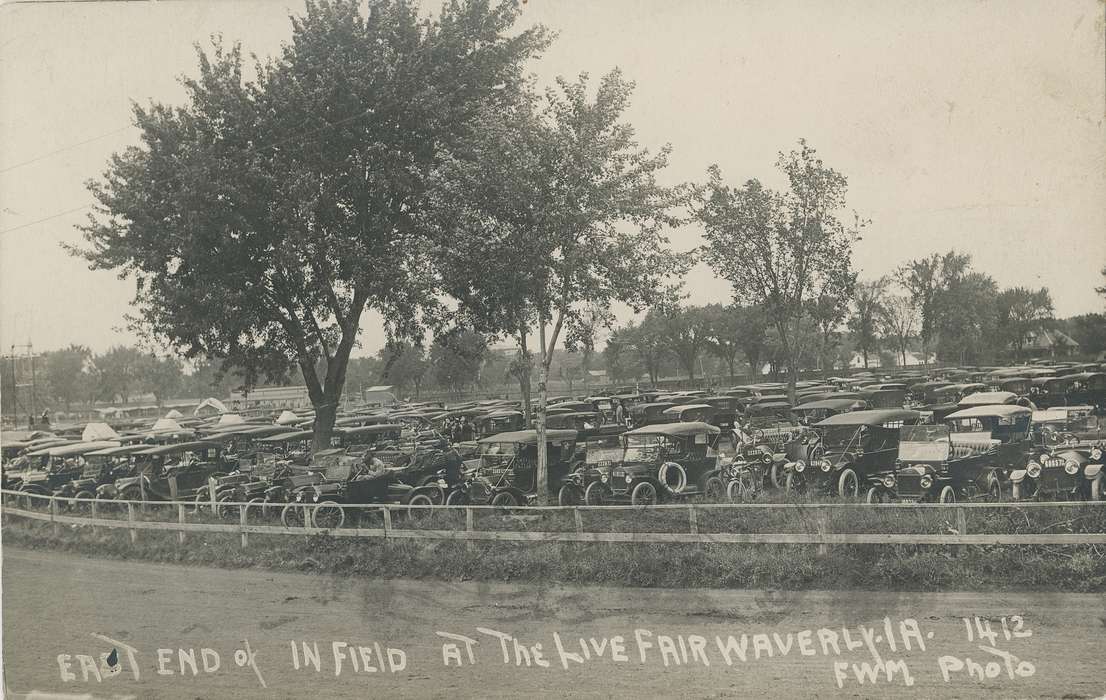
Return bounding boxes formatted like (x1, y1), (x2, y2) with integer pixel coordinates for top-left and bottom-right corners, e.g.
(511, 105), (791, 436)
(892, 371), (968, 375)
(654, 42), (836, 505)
(1027, 462), (1042, 478)
(883, 475), (895, 489)
(600, 473), (609, 484)
(794, 460), (806, 473)
(820, 460), (831, 472)
(1092, 448), (1102, 461)
(1064, 460), (1079, 475)
(920, 474), (933, 489)
(625, 473), (632, 483)
(754, 430), (764, 440)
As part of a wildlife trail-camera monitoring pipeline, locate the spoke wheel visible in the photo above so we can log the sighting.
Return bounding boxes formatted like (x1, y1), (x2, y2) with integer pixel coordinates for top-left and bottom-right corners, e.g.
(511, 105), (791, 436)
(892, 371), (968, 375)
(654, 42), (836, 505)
(630, 481), (658, 506)
(311, 501), (345, 529)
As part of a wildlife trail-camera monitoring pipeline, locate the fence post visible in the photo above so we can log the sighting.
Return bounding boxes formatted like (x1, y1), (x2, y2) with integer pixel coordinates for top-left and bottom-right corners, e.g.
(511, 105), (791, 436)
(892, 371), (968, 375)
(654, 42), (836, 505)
(817, 516), (828, 556)
(382, 506), (392, 538)
(956, 507), (968, 535)
(688, 505), (699, 535)
(465, 507), (474, 552)
(208, 478), (218, 517)
(50, 497), (59, 537)
(127, 502), (137, 544)
(573, 507), (583, 535)
(90, 498), (98, 536)
(178, 504), (186, 545)
(239, 503), (248, 548)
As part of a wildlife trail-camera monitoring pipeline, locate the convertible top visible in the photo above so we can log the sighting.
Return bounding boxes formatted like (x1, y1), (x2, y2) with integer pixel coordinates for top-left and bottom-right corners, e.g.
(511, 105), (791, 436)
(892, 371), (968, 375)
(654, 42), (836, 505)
(956, 391), (1018, 407)
(944, 405), (1032, 420)
(25, 440), (121, 458)
(814, 409), (920, 427)
(793, 398), (865, 411)
(624, 421), (720, 437)
(134, 440), (221, 455)
(477, 429), (578, 445)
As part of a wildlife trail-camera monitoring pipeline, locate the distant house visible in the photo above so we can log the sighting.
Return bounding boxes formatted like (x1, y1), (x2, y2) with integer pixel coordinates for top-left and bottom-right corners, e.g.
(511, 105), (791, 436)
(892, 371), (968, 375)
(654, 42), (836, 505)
(363, 385), (398, 407)
(1021, 329), (1080, 358)
(848, 350), (934, 369)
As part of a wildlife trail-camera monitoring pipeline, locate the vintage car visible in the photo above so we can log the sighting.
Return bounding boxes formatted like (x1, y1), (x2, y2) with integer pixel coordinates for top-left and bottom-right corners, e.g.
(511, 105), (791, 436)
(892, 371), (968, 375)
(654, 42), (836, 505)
(629, 401), (677, 427)
(472, 410), (527, 439)
(557, 434), (624, 505)
(663, 403), (718, 424)
(785, 410), (922, 497)
(10, 440), (121, 504)
(1011, 445), (1104, 501)
(702, 396), (743, 428)
(1067, 372), (1106, 409)
(916, 383), (987, 423)
(906, 381), (952, 408)
(987, 376), (1033, 396)
(1028, 376), (1075, 409)
(791, 398), (867, 426)
(872, 405), (1033, 503)
(280, 453), (417, 529)
(52, 444), (150, 508)
(1031, 406), (1105, 448)
(253, 429), (314, 466)
(604, 422), (723, 505)
(445, 429), (578, 507)
(100, 441), (227, 505)
(856, 388), (907, 410)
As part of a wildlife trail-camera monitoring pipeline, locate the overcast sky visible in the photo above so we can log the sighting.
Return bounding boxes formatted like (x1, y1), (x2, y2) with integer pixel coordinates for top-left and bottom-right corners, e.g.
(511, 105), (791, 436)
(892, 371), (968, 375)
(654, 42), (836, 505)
(2, 0), (1104, 359)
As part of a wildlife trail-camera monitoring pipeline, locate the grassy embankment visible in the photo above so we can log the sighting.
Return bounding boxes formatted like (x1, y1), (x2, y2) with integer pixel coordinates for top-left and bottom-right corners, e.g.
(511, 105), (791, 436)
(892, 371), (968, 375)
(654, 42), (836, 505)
(4, 497), (1105, 591)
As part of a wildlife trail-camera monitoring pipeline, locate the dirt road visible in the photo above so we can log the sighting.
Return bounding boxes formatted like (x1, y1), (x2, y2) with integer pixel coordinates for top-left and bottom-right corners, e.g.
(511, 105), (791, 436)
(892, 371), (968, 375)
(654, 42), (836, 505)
(3, 547), (1104, 699)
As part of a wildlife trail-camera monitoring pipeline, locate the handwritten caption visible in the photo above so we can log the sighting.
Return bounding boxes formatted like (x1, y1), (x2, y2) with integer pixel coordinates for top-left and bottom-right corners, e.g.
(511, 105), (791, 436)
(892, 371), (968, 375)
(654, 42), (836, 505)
(56, 615), (1036, 691)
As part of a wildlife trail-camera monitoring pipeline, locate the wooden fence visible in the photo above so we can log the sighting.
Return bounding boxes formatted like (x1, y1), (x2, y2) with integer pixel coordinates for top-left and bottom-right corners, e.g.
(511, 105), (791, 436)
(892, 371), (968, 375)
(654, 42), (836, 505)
(4, 489), (1106, 548)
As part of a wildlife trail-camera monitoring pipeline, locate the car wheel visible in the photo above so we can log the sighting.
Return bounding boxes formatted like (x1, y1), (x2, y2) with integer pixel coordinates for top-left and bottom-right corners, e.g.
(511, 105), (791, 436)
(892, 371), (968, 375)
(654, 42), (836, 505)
(216, 494), (238, 521)
(987, 480), (1002, 502)
(630, 481), (658, 506)
(71, 490), (95, 513)
(407, 493), (435, 519)
(704, 476), (726, 502)
(1090, 474), (1103, 502)
(938, 485), (956, 503)
(558, 484), (581, 507)
(118, 485), (142, 504)
(312, 501), (345, 529)
(865, 487), (883, 504)
(584, 481), (606, 506)
(247, 497), (267, 520)
(94, 494), (120, 513)
(837, 469), (859, 498)
(769, 462), (785, 490)
(280, 502), (306, 528)
(192, 492), (210, 515)
(445, 489), (468, 506)
(785, 470), (804, 495)
(727, 478), (750, 503)
(490, 491), (518, 508)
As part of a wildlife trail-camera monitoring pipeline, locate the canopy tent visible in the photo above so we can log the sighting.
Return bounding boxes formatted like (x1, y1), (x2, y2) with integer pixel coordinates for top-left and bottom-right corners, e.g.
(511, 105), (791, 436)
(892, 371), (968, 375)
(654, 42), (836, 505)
(194, 397), (228, 416)
(150, 417), (185, 434)
(164, 409), (184, 419)
(81, 422), (121, 442)
(216, 413), (246, 427)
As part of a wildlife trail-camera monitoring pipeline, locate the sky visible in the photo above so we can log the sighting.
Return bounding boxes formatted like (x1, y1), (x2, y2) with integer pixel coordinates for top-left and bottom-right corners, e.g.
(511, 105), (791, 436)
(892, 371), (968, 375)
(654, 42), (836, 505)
(1, 0), (1104, 359)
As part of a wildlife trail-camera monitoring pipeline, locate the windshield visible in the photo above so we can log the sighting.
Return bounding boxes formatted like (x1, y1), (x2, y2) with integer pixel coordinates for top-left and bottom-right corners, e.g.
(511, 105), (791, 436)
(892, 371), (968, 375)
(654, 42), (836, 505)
(622, 434), (682, 463)
(946, 417), (986, 434)
(898, 424), (951, 461)
(585, 438), (622, 466)
(817, 425), (864, 448)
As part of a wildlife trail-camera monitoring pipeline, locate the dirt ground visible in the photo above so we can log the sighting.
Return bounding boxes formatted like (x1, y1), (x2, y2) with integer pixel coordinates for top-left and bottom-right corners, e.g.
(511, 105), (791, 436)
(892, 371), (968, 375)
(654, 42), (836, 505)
(3, 547), (1105, 699)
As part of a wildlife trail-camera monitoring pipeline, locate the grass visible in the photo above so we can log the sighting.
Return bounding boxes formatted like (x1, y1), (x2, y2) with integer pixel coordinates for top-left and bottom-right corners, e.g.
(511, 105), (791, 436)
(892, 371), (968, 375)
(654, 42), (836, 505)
(5, 499), (1106, 592)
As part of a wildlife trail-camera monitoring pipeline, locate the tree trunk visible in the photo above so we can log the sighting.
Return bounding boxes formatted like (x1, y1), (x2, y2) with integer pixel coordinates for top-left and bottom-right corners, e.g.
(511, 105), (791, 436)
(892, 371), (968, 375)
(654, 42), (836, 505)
(516, 327), (533, 424)
(312, 400), (338, 452)
(535, 322), (550, 504)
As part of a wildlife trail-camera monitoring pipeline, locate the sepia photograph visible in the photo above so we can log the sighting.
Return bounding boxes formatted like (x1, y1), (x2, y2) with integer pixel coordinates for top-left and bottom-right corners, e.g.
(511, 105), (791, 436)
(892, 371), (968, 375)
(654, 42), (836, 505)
(1, 0), (1105, 697)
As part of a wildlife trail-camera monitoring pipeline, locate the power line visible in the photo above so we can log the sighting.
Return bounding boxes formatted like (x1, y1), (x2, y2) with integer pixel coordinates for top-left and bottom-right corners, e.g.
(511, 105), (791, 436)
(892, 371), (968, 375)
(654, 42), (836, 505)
(0, 125), (134, 174)
(0, 204), (92, 235)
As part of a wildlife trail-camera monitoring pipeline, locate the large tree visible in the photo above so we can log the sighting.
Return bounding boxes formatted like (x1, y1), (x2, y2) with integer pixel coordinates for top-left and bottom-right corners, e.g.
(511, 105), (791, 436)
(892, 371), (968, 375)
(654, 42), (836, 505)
(430, 329), (488, 395)
(847, 276), (889, 369)
(882, 294), (919, 367)
(661, 306), (712, 381)
(696, 141), (858, 401)
(996, 287), (1054, 360)
(700, 304), (744, 380)
(137, 354), (184, 407)
(94, 346), (144, 404)
(896, 250), (971, 360)
(432, 70), (686, 501)
(72, 0), (547, 449)
(43, 345), (91, 412)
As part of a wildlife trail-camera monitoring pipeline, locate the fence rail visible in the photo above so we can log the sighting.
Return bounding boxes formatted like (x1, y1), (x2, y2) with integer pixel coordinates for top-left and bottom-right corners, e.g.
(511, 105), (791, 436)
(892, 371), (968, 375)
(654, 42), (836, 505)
(4, 489), (1106, 548)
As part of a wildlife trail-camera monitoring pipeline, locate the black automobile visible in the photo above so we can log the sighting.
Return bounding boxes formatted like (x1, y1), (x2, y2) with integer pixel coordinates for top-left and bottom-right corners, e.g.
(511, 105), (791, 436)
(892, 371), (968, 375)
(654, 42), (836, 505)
(448, 429), (578, 507)
(52, 444), (149, 509)
(557, 434), (623, 505)
(100, 441), (228, 506)
(604, 422), (723, 505)
(786, 409), (922, 497)
(280, 454), (417, 529)
(872, 405), (1033, 503)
